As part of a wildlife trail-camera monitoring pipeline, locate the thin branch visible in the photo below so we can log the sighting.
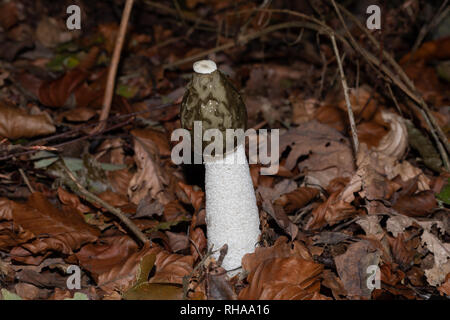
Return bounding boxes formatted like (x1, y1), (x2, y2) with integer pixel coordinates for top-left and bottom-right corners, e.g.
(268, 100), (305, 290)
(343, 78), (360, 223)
(330, 34), (359, 155)
(95, 0), (134, 133)
(18, 168), (34, 193)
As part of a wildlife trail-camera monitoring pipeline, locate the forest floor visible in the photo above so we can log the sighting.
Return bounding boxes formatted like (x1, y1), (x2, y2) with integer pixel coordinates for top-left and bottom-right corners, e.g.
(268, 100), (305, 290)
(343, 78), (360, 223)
(0, 0), (449, 300)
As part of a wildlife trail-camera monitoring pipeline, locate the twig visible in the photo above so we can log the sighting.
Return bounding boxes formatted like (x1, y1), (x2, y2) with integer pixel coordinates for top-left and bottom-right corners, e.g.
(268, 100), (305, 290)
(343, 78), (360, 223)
(330, 34), (359, 155)
(18, 168), (34, 193)
(60, 160), (149, 246)
(386, 83), (403, 117)
(95, 0), (134, 133)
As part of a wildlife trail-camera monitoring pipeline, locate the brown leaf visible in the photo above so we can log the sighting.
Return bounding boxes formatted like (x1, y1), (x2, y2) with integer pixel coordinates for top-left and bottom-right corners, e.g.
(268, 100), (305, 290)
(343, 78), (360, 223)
(238, 256), (323, 300)
(334, 240), (381, 298)
(0, 101), (55, 139)
(393, 190), (437, 217)
(0, 193), (99, 261)
(321, 269), (347, 299)
(149, 250), (194, 285)
(387, 233), (417, 269)
(57, 187), (91, 214)
(274, 187), (319, 214)
(131, 128), (171, 157)
(336, 85), (379, 122)
(0, 2), (19, 29)
(207, 268), (237, 300)
(128, 130), (171, 205)
(305, 191), (359, 230)
(261, 199), (298, 240)
(38, 47), (99, 107)
(178, 182), (205, 213)
(438, 273), (450, 296)
(76, 235), (160, 292)
(279, 121), (355, 188)
(166, 231), (189, 253)
(189, 227), (206, 261)
(242, 236), (312, 273)
(315, 105), (347, 132)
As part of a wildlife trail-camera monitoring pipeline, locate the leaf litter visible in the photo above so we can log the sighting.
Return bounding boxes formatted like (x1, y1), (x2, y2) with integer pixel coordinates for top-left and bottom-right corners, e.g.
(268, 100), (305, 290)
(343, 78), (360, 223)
(0, 0), (449, 301)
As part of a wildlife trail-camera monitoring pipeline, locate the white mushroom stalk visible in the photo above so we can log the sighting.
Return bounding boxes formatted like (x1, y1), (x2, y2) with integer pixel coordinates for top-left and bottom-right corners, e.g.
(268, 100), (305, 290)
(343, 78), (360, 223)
(181, 60), (261, 274)
(204, 142), (260, 273)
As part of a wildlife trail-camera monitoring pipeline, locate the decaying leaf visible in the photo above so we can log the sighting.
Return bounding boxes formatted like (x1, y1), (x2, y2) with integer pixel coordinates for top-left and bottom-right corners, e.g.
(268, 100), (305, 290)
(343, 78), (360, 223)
(0, 101), (55, 139)
(128, 130), (171, 205)
(334, 240), (381, 298)
(279, 120), (355, 189)
(239, 256), (323, 300)
(0, 193), (99, 263)
(421, 230), (450, 286)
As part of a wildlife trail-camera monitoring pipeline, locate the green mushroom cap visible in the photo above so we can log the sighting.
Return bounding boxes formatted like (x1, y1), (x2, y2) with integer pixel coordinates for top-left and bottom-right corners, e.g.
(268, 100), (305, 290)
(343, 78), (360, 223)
(180, 67), (247, 157)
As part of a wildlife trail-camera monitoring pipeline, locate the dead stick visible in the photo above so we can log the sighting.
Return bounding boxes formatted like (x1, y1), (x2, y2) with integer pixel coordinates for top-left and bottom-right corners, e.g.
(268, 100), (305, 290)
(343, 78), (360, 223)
(330, 34), (359, 155)
(95, 0), (134, 133)
(61, 162), (149, 246)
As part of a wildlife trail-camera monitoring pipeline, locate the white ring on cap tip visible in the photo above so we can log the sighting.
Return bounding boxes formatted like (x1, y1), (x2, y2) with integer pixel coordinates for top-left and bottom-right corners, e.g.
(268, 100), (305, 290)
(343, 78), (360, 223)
(193, 60), (217, 74)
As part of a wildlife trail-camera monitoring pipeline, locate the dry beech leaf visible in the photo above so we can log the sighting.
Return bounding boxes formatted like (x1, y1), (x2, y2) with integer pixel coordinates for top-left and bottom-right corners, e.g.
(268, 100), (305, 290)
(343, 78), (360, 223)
(373, 111), (408, 160)
(274, 187), (319, 213)
(387, 233), (417, 269)
(166, 231), (189, 253)
(189, 227), (206, 261)
(149, 250), (194, 285)
(337, 85), (379, 122)
(305, 186), (359, 230)
(38, 47), (99, 108)
(261, 199), (298, 240)
(242, 236), (312, 273)
(178, 182), (204, 212)
(437, 273), (450, 296)
(128, 130), (171, 205)
(339, 144), (429, 206)
(0, 193), (99, 263)
(356, 120), (388, 148)
(76, 235), (160, 292)
(392, 191), (437, 217)
(131, 128), (171, 157)
(321, 269), (347, 299)
(421, 230), (450, 286)
(334, 240), (381, 298)
(0, 101), (55, 139)
(279, 120), (355, 189)
(0, 2), (19, 29)
(96, 138), (133, 196)
(207, 268), (237, 300)
(239, 256), (323, 300)
(315, 104), (347, 132)
(57, 187), (91, 214)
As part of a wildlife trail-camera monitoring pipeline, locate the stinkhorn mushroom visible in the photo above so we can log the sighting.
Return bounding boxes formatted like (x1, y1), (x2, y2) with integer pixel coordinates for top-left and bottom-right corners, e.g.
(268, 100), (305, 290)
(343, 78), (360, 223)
(181, 60), (260, 274)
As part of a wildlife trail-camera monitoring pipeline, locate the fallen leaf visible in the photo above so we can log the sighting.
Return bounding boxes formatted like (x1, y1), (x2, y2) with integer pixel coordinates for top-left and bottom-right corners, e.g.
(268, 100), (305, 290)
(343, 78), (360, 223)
(274, 187), (319, 214)
(279, 120), (355, 189)
(128, 130), (171, 205)
(0, 101), (55, 139)
(242, 236), (312, 273)
(334, 240), (381, 298)
(0, 193), (99, 263)
(238, 256), (323, 300)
